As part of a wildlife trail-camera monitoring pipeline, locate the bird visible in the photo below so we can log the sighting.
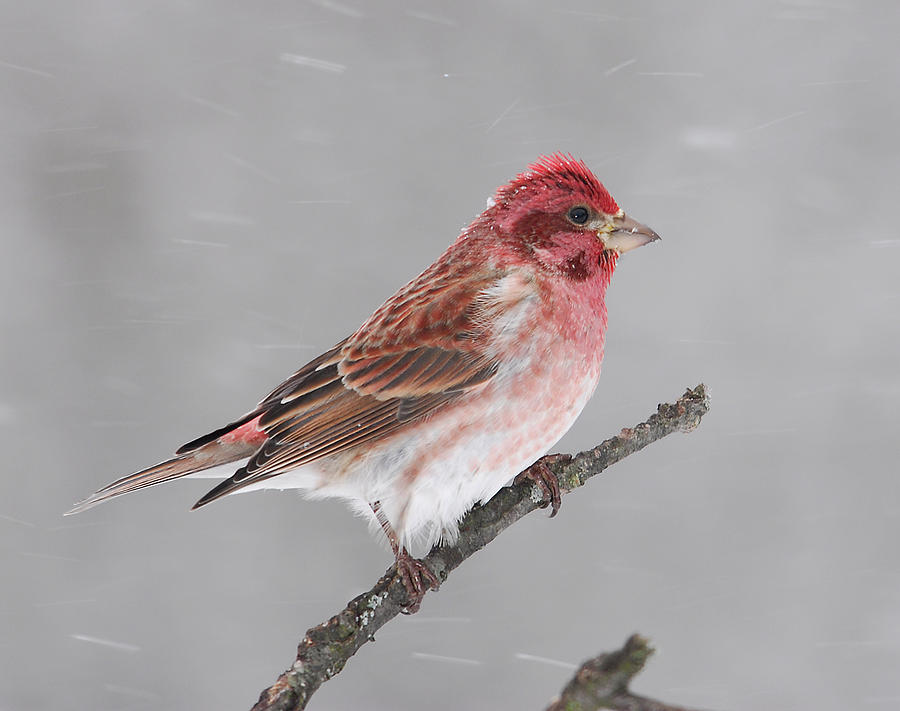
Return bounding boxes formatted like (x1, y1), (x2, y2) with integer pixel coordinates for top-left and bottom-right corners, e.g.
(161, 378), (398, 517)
(68, 154), (659, 611)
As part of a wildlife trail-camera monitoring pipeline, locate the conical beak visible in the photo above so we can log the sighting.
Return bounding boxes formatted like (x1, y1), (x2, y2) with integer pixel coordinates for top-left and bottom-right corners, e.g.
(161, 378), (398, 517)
(602, 213), (661, 254)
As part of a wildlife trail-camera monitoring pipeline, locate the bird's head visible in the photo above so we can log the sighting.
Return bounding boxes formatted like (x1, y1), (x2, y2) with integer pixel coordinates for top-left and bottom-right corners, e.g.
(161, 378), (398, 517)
(480, 154), (659, 277)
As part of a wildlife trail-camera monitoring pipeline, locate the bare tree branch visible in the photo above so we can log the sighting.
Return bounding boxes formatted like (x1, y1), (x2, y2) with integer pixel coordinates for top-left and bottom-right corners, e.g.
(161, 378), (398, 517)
(546, 634), (705, 711)
(251, 384), (710, 711)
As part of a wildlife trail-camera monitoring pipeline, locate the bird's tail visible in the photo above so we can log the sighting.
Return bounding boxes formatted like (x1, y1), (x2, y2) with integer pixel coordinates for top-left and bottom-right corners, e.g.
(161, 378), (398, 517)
(66, 415), (266, 515)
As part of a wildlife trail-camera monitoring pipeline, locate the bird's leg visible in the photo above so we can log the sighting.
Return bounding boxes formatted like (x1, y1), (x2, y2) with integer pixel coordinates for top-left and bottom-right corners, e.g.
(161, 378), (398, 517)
(370, 501), (440, 614)
(514, 454), (570, 517)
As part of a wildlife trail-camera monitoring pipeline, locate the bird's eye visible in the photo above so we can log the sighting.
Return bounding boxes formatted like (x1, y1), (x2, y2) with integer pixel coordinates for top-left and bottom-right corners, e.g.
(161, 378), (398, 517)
(567, 206), (590, 225)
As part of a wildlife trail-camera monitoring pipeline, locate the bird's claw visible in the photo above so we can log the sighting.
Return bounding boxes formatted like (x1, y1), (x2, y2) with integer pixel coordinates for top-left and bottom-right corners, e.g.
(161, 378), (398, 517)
(516, 455), (568, 517)
(395, 550), (440, 614)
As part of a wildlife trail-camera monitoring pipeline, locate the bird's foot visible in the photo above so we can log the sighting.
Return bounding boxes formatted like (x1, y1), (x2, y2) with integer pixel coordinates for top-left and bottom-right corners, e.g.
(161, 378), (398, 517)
(516, 454), (569, 517)
(395, 549), (440, 614)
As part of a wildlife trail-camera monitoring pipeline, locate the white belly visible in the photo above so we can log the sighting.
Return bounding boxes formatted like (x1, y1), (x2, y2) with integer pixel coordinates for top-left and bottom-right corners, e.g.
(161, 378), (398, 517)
(258, 346), (604, 555)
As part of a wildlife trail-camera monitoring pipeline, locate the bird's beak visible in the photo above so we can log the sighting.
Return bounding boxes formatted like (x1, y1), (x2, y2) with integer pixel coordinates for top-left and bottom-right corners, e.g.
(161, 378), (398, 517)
(600, 213), (661, 254)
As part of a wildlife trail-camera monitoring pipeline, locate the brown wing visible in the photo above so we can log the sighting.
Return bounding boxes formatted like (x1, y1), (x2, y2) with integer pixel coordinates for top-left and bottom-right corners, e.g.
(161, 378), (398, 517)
(192, 258), (511, 509)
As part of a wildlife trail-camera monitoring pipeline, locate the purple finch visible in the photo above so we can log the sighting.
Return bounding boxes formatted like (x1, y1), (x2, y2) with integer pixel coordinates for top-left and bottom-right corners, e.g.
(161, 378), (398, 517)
(69, 154), (659, 610)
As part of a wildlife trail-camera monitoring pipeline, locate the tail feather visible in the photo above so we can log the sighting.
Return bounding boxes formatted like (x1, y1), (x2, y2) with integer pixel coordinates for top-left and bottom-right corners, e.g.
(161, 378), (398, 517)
(191, 464), (253, 510)
(66, 438), (258, 515)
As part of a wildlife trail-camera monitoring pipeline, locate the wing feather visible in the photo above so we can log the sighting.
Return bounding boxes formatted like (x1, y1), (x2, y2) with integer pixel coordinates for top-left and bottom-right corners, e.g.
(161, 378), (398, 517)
(194, 260), (530, 509)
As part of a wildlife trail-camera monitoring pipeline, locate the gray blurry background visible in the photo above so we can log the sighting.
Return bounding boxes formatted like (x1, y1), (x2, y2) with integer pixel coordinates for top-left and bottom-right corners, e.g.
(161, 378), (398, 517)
(2, 1), (898, 710)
